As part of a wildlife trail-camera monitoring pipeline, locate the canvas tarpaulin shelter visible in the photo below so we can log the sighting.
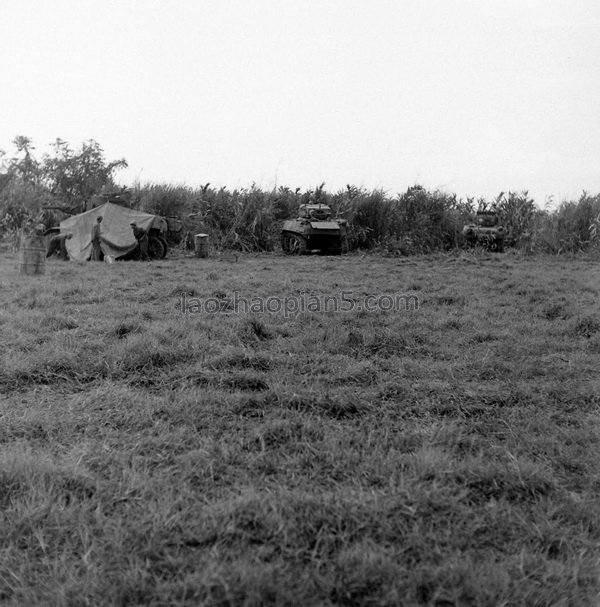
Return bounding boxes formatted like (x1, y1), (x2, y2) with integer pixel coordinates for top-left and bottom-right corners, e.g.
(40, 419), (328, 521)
(60, 203), (159, 262)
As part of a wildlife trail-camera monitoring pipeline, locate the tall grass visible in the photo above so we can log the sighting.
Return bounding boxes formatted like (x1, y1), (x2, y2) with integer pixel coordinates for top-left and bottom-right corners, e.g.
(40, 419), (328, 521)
(3, 173), (600, 254)
(529, 193), (600, 254)
(129, 182), (471, 254)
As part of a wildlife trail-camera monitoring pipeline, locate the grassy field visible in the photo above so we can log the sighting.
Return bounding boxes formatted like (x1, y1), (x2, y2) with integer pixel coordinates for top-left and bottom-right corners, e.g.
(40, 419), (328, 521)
(1, 248), (599, 606)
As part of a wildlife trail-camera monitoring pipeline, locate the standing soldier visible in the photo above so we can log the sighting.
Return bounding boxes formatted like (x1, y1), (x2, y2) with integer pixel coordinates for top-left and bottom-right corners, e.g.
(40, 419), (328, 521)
(130, 222), (149, 261)
(91, 216), (103, 261)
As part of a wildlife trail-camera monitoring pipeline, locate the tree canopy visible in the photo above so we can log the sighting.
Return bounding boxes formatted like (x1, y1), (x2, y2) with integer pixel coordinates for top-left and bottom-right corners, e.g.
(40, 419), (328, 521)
(0, 136), (128, 234)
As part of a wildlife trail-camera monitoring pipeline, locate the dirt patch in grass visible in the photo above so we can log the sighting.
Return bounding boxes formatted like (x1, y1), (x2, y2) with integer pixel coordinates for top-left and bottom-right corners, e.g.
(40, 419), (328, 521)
(571, 315), (600, 338)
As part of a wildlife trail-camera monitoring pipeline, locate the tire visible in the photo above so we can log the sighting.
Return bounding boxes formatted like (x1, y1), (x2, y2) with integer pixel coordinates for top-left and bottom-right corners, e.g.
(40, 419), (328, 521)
(283, 233), (306, 255)
(280, 234), (289, 254)
(148, 236), (166, 260)
(158, 237), (168, 258)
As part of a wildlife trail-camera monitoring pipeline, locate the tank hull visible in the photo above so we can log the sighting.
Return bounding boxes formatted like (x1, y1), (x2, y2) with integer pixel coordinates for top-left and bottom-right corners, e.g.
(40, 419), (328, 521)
(281, 204), (348, 255)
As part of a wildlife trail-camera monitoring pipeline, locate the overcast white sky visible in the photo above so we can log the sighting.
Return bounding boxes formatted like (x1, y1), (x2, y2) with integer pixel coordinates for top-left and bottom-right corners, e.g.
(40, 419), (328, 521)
(2, 0), (599, 205)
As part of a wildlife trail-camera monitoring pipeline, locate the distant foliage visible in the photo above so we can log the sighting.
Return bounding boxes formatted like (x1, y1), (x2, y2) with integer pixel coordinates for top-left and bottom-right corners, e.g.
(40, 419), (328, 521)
(1, 135), (600, 255)
(133, 182), (296, 251)
(43, 139), (127, 209)
(523, 193), (600, 254)
(590, 208), (600, 248)
(103, 181), (600, 255)
(0, 136), (127, 245)
(492, 191), (537, 246)
(133, 183), (192, 219)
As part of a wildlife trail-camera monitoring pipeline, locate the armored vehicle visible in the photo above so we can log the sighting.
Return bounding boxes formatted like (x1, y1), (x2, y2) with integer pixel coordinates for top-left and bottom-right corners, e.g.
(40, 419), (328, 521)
(281, 203), (348, 255)
(462, 211), (505, 252)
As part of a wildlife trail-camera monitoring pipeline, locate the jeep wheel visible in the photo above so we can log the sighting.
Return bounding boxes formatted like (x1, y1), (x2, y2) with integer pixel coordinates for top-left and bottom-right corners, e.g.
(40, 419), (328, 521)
(148, 236), (167, 259)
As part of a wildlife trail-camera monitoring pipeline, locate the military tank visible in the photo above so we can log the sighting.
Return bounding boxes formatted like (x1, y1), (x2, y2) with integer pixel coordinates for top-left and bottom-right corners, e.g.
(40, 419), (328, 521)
(462, 211), (506, 252)
(281, 203), (348, 255)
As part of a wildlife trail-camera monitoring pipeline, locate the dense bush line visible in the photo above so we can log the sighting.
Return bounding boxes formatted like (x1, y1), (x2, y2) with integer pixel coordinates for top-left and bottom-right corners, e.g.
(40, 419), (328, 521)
(2, 136), (600, 254)
(131, 182), (600, 255)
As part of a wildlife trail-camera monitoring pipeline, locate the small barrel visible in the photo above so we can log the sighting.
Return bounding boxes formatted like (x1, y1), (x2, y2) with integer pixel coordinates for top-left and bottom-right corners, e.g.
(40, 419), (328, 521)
(194, 233), (209, 258)
(19, 236), (46, 276)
